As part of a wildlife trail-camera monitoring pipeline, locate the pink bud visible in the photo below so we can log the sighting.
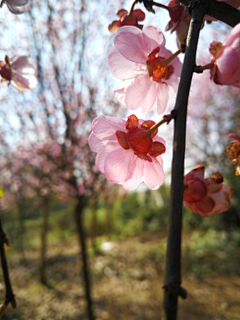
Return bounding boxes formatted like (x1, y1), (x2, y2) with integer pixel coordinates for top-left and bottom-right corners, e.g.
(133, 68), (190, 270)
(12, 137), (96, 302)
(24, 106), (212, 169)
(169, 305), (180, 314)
(108, 8), (145, 33)
(1, 0), (28, 14)
(184, 166), (233, 216)
(0, 55), (37, 91)
(209, 23), (240, 87)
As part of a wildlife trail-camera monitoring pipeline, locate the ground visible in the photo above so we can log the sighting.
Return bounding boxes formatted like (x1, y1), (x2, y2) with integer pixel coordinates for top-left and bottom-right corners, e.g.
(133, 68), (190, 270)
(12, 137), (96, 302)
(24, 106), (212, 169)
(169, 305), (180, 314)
(0, 231), (240, 320)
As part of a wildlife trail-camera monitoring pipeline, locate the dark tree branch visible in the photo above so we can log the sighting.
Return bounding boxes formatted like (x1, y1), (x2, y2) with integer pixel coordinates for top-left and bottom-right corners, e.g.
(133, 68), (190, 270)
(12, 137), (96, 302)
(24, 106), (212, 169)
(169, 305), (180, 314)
(181, 0), (240, 27)
(141, 0), (240, 27)
(163, 2), (207, 319)
(0, 218), (16, 308)
(75, 196), (95, 320)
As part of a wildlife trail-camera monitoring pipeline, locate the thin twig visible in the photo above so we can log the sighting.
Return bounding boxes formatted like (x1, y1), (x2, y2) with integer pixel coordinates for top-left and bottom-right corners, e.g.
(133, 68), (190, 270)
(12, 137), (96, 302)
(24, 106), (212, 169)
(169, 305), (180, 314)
(163, 2), (206, 319)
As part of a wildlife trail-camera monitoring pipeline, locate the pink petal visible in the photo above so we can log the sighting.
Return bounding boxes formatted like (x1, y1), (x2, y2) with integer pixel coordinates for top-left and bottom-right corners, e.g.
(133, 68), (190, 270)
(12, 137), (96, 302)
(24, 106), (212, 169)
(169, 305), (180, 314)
(7, 0), (28, 5)
(91, 115), (126, 135)
(143, 158), (164, 189)
(156, 83), (170, 114)
(125, 74), (152, 110)
(113, 81), (128, 106)
(108, 47), (145, 80)
(141, 81), (157, 113)
(210, 185), (233, 214)
(114, 26), (147, 64)
(88, 132), (118, 152)
(11, 56), (29, 68)
(142, 26), (165, 54)
(216, 47), (240, 85)
(122, 156), (144, 190)
(88, 132), (102, 152)
(104, 148), (134, 183)
(11, 73), (37, 90)
(171, 57), (182, 77)
(228, 133), (240, 141)
(167, 74), (179, 93)
(95, 142), (120, 172)
(184, 166), (205, 182)
(95, 147), (109, 173)
(196, 196), (215, 214)
(224, 22), (240, 48)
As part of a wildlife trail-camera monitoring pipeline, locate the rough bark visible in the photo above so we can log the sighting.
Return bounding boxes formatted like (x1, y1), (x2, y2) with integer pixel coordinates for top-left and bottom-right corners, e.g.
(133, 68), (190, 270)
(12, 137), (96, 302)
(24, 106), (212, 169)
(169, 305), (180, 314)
(75, 196), (95, 320)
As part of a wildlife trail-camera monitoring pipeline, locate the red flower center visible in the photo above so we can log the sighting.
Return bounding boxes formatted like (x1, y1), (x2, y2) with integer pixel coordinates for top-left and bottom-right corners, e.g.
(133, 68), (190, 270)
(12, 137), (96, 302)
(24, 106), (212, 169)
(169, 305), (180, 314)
(146, 47), (174, 83)
(116, 115), (165, 162)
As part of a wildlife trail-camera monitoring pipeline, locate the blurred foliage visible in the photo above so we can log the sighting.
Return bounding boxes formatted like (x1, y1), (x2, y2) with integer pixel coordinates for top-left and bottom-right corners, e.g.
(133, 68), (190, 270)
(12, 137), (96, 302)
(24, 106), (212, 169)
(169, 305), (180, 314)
(1, 169), (240, 278)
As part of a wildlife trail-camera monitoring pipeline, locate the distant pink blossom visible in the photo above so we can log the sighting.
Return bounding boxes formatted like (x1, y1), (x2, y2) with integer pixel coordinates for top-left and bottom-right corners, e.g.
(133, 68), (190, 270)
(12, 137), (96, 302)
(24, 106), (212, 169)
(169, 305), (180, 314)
(226, 133), (240, 176)
(108, 25), (182, 114)
(0, 55), (37, 91)
(209, 23), (240, 87)
(228, 132), (240, 141)
(165, 0), (191, 48)
(0, 0), (28, 14)
(88, 115), (166, 190)
(184, 166), (233, 216)
(108, 8), (145, 32)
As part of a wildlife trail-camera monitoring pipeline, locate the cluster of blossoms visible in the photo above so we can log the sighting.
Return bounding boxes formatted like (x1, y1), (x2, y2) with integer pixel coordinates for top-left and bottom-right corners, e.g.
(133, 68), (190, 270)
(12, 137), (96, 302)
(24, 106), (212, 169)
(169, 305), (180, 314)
(87, 0), (240, 216)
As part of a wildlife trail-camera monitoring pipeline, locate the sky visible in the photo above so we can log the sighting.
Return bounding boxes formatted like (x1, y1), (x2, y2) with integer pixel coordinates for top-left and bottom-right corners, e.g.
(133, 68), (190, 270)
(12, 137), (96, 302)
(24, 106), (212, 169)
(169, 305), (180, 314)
(0, 0), (235, 191)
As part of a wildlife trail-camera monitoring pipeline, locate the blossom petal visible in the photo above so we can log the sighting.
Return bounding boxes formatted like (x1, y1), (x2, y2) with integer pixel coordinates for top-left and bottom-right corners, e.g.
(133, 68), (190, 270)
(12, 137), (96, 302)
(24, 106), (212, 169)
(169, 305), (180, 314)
(142, 25), (165, 54)
(108, 47), (145, 80)
(122, 156), (144, 190)
(141, 82), (157, 113)
(91, 115), (126, 135)
(125, 74), (152, 110)
(210, 185), (233, 214)
(95, 142), (120, 172)
(104, 147), (134, 183)
(143, 158), (164, 189)
(156, 83), (170, 114)
(114, 26), (147, 64)
(196, 196), (215, 214)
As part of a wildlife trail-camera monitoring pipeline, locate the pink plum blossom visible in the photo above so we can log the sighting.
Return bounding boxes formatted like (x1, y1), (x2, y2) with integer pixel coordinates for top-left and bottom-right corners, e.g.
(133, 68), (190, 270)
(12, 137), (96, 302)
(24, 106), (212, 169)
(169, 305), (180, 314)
(108, 8), (145, 32)
(0, 55), (37, 91)
(184, 166), (233, 216)
(0, 0), (28, 14)
(88, 114), (166, 190)
(209, 23), (240, 87)
(108, 25), (182, 114)
(165, 0), (191, 48)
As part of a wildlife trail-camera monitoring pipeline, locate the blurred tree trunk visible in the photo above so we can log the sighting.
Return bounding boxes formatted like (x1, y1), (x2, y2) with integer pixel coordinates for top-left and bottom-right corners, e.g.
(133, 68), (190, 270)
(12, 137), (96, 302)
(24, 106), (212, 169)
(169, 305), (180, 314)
(75, 196), (95, 320)
(91, 199), (97, 253)
(106, 205), (112, 240)
(40, 197), (49, 285)
(17, 203), (26, 262)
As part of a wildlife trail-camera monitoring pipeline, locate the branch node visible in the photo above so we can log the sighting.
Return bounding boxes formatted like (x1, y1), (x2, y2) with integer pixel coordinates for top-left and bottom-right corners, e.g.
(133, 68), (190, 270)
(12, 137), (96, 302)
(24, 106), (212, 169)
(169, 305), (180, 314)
(194, 65), (204, 73)
(163, 284), (187, 299)
(170, 109), (178, 119)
